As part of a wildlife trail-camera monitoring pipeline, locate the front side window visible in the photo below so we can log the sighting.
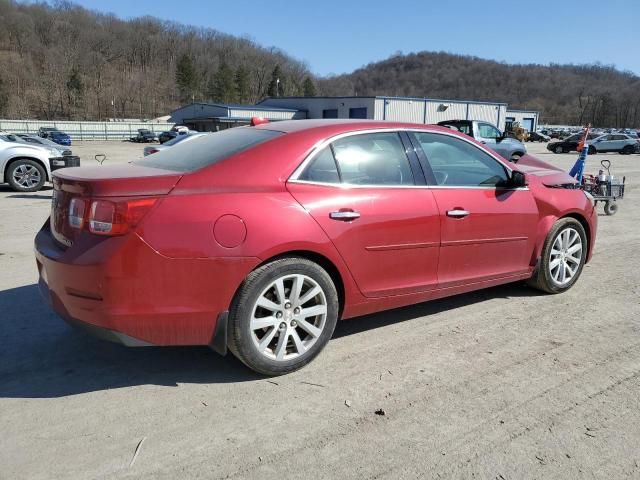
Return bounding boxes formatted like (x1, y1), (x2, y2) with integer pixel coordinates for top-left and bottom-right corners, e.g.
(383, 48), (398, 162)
(477, 123), (502, 139)
(297, 132), (415, 186)
(413, 132), (509, 187)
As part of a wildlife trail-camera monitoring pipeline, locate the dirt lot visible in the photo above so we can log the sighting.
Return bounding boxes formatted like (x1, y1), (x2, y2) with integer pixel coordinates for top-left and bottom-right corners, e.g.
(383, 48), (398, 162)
(1, 141), (639, 479)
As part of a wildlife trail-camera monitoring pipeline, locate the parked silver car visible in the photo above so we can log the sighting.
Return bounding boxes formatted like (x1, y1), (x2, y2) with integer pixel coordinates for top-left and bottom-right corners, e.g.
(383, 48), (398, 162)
(15, 133), (73, 156)
(143, 132), (207, 156)
(0, 132), (80, 192)
(589, 134), (639, 154)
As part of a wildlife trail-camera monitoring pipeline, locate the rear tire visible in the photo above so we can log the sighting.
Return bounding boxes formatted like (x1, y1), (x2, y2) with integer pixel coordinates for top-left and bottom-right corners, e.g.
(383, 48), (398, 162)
(228, 257), (339, 376)
(622, 145), (634, 155)
(588, 145), (596, 155)
(6, 159), (46, 192)
(528, 218), (587, 294)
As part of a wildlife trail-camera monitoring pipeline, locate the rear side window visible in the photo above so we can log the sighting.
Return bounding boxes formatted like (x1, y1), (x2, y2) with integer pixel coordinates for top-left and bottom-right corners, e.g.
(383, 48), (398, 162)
(298, 147), (340, 184)
(134, 128), (282, 172)
(298, 132), (415, 186)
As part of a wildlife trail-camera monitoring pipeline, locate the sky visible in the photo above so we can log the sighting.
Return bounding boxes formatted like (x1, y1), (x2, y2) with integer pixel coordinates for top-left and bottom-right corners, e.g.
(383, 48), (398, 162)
(72, 0), (638, 77)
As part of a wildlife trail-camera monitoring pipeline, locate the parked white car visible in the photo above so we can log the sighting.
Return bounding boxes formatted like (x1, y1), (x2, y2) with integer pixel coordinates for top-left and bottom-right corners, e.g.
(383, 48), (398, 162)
(0, 132), (80, 192)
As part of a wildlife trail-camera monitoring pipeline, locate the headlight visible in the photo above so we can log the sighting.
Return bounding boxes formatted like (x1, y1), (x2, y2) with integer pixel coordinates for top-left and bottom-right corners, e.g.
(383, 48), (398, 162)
(47, 148), (59, 157)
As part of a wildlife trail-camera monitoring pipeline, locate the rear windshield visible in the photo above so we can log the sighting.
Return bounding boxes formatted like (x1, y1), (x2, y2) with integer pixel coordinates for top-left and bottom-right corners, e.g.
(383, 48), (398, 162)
(134, 127), (282, 172)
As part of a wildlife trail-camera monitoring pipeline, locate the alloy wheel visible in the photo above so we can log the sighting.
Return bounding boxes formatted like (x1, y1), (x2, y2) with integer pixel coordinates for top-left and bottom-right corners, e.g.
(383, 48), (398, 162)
(250, 274), (327, 361)
(549, 227), (583, 286)
(12, 164), (42, 189)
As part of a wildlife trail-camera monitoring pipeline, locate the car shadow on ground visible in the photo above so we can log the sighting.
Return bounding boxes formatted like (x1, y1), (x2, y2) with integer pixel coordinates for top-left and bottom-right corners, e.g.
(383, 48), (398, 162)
(0, 282), (543, 399)
(6, 194), (52, 200)
(0, 185), (53, 194)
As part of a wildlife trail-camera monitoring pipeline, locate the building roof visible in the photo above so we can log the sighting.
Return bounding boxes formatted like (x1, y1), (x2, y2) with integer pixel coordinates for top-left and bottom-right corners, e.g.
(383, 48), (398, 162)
(258, 95), (508, 106)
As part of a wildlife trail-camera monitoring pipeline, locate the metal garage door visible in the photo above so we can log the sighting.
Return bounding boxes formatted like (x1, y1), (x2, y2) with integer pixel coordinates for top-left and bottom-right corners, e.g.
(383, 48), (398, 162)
(522, 118), (534, 132)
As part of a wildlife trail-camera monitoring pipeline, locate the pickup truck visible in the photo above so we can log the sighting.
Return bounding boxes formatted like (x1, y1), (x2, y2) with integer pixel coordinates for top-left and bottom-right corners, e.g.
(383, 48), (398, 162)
(437, 120), (527, 162)
(0, 132), (80, 192)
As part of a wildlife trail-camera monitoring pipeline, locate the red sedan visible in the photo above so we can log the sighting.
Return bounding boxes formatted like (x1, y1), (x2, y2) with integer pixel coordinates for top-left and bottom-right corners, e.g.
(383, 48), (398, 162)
(35, 120), (597, 375)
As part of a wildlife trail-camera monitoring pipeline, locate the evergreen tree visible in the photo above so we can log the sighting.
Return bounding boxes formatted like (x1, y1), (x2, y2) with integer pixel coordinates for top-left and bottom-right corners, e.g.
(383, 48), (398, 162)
(267, 65), (282, 97)
(175, 54), (197, 102)
(209, 62), (235, 103)
(302, 76), (317, 97)
(235, 66), (250, 104)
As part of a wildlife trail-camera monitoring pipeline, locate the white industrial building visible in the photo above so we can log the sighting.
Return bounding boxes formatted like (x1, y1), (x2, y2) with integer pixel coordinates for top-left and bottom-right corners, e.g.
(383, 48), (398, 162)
(259, 96), (509, 131)
(169, 102), (305, 131)
(505, 109), (539, 132)
(170, 97), (539, 134)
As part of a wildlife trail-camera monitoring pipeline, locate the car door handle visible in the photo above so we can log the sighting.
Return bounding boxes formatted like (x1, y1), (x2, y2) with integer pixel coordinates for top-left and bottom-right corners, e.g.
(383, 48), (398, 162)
(329, 210), (360, 221)
(447, 209), (470, 218)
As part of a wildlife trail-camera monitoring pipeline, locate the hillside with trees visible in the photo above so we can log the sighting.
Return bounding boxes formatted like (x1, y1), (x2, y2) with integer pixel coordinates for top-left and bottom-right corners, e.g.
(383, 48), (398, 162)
(0, 0), (317, 120)
(318, 51), (640, 127)
(1, 2), (639, 127)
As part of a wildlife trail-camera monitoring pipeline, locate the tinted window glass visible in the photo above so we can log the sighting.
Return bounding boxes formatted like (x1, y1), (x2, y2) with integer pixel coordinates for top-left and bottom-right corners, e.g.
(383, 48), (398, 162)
(298, 147), (340, 184)
(331, 132), (414, 186)
(135, 128), (281, 172)
(443, 123), (471, 135)
(414, 132), (508, 187)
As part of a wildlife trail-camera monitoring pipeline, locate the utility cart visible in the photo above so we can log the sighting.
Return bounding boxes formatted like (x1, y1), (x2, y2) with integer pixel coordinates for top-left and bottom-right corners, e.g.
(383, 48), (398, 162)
(581, 159), (626, 215)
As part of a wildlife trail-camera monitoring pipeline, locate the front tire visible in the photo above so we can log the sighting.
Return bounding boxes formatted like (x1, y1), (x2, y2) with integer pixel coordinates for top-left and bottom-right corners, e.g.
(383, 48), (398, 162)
(228, 257), (339, 376)
(528, 218), (587, 294)
(7, 159), (46, 192)
(554, 145), (565, 154)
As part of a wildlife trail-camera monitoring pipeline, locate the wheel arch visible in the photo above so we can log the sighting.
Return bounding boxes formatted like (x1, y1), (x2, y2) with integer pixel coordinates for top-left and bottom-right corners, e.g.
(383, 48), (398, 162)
(533, 211), (593, 266)
(3, 156), (51, 183)
(248, 250), (346, 318)
(561, 212), (592, 261)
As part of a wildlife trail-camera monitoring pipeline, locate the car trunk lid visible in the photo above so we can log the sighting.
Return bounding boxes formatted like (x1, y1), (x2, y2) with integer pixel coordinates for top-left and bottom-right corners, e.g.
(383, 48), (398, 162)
(50, 165), (182, 248)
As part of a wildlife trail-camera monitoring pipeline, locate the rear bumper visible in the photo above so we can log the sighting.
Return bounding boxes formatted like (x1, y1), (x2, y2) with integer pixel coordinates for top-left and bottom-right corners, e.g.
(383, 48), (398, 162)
(34, 222), (259, 346)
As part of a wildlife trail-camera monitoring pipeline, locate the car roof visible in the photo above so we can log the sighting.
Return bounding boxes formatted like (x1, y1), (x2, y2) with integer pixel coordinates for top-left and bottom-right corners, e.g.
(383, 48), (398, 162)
(255, 119), (459, 136)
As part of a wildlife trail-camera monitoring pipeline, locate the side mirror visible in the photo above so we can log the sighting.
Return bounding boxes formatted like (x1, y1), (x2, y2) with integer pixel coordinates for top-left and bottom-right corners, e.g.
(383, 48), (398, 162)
(509, 170), (527, 188)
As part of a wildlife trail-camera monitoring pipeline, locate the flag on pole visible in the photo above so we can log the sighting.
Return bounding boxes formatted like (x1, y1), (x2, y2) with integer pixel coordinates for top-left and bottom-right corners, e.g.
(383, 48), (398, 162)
(569, 124), (591, 182)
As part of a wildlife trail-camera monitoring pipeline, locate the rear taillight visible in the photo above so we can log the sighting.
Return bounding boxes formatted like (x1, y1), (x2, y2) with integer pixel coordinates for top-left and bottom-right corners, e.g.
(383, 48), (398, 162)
(88, 198), (157, 236)
(65, 197), (157, 236)
(68, 198), (86, 229)
(146, 148), (159, 155)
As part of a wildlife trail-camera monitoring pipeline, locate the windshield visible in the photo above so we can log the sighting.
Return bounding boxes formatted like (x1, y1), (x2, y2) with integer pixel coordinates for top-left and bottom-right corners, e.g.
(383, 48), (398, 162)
(135, 127), (282, 172)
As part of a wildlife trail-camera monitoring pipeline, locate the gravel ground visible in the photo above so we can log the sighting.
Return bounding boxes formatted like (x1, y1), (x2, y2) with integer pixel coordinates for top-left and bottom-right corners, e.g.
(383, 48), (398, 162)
(0, 141), (639, 479)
